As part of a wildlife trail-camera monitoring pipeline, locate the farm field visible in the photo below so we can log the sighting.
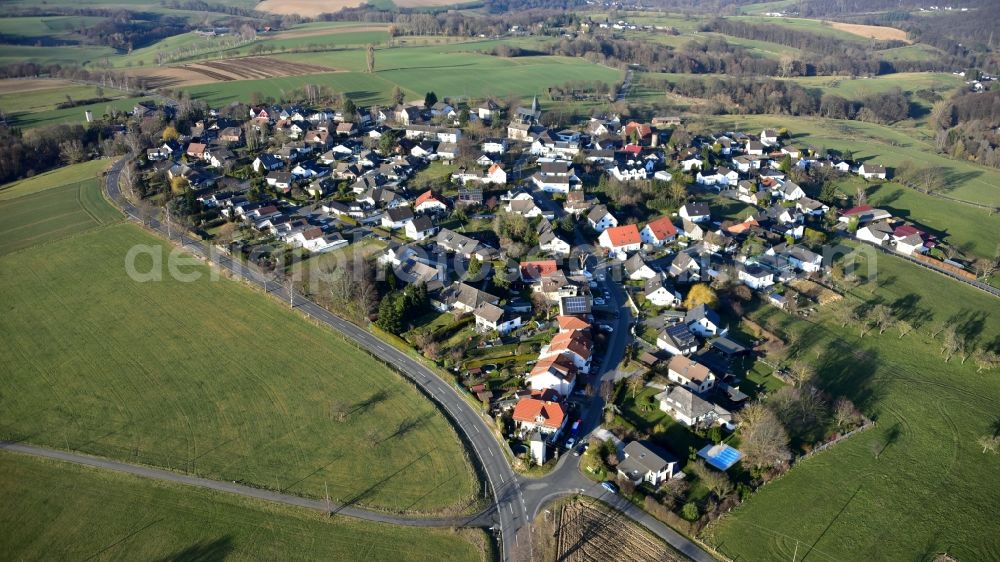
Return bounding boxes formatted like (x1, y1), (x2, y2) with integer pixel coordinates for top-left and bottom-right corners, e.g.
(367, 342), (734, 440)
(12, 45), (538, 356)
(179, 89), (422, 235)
(0, 43), (115, 67)
(0, 15), (105, 39)
(131, 56), (337, 88)
(700, 114), (1000, 212)
(0, 80), (145, 129)
(708, 247), (1000, 562)
(0, 452), (485, 562)
(534, 498), (685, 562)
(255, 0), (367, 16)
(0, 216), (477, 513)
(182, 47), (623, 106)
(0, 172), (120, 256)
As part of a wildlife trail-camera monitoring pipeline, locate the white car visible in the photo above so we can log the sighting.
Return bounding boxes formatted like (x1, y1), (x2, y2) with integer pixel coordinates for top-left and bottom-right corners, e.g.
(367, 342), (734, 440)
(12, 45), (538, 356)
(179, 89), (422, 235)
(565, 438), (576, 450)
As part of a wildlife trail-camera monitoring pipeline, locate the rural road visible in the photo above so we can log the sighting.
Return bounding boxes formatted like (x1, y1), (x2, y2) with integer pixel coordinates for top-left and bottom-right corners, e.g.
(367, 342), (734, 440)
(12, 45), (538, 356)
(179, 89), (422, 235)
(99, 155), (717, 561)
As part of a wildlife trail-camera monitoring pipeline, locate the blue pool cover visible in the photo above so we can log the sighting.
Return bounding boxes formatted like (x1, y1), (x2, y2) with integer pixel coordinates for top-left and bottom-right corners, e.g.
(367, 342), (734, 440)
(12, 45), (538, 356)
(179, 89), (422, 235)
(698, 443), (742, 470)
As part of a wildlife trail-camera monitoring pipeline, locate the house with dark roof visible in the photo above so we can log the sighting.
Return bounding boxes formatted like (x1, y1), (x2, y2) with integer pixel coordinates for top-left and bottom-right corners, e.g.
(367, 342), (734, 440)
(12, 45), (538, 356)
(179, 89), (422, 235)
(655, 385), (732, 427)
(617, 440), (678, 487)
(657, 323), (698, 356)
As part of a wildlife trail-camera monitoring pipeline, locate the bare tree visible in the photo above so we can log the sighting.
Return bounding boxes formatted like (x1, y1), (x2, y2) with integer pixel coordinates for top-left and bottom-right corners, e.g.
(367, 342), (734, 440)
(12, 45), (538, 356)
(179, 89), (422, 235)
(739, 406), (791, 471)
(366, 44), (376, 73)
(941, 325), (960, 362)
(974, 349), (1000, 374)
(626, 375), (643, 399)
(789, 361), (816, 388)
(896, 320), (913, 339)
(978, 435), (1000, 454)
(870, 304), (895, 334)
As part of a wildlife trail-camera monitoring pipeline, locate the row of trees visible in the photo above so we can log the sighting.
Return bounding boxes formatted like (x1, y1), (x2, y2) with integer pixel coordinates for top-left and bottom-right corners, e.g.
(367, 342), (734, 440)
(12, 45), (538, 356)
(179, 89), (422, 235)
(931, 90), (1000, 169)
(664, 76), (912, 124)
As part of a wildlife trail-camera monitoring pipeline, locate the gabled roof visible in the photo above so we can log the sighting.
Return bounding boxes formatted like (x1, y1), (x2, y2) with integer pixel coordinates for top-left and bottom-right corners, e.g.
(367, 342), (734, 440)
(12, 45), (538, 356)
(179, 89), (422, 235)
(556, 315), (591, 331)
(660, 323), (697, 349)
(667, 355), (714, 383)
(644, 216), (677, 240)
(587, 204), (613, 223)
(520, 260), (559, 281)
(685, 304), (720, 327)
(547, 329), (593, 360)
(680, 202), (710, 217)
(529, 354), (578, 383)
(602, 224), (641, 247)
(620, 440), (676, 476)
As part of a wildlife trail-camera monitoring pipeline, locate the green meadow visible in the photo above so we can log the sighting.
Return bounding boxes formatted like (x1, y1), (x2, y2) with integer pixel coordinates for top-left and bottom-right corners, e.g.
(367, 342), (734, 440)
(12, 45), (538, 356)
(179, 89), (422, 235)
(709, 247), (1000, 562)
(0, 170), (478, 514)
(0, 452), (484, 561)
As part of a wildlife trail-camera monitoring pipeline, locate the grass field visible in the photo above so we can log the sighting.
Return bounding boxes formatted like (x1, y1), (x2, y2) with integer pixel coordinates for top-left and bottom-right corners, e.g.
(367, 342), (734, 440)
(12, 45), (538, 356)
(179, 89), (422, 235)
(708, 247), (1000, 561)
(182, 46), (623, 106)
(0, 183), (477, 513)
(0, 80), (143, 129)
(0, 44), (115, 67)
(0, 159), (109, 201)
(0, 174), (121, 256)
(0, 452), (484, 561)
(0, 15), (105, 38)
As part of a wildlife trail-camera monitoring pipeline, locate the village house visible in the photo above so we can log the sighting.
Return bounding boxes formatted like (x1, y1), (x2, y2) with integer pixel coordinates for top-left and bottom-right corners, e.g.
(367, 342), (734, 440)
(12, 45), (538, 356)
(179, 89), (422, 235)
(640, 216), (678, 246)
(657, 322), (698, 356)
(617, 440), (678, 487)
(858, 163), (888, 180)
(527, 354), (578, 398)
(587, 205), (618, 233)
(655, 385), (732, 427)
(598, 224), (642, 259)
(686, 304), (722, 337)
(667, 355), (717, 393)
(679, 202), (711, 223)
(512, 398), (567, 438)
(624, 253), (657, 280)
(644, 273), (679, 307)
(532, 160), (579, 193)
(414, 190), (450, 214)
(474, 302), (522, 335)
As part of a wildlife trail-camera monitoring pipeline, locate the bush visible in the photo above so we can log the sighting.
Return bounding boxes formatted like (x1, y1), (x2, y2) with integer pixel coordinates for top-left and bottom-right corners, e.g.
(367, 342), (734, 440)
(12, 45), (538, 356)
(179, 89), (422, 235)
(681, 502), (700, 521)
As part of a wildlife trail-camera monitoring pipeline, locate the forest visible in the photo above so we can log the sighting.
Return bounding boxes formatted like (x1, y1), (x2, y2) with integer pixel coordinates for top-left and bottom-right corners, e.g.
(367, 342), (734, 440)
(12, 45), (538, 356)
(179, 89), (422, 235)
(933, 90), (1000, 169)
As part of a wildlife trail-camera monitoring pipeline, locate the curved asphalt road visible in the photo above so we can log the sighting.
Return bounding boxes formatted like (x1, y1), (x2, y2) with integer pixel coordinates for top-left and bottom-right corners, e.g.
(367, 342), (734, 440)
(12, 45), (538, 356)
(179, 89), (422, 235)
(103, 158), (532, 561)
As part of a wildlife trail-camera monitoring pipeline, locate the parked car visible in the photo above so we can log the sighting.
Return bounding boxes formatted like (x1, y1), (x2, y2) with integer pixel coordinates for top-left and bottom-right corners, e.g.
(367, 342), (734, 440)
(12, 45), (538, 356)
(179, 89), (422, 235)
(599, 324), (614, 333)
(565, 437), (576, 450)
(575, 443), (588, 456)
(601, 481), (619, 494)
(593, 298), (605, 305)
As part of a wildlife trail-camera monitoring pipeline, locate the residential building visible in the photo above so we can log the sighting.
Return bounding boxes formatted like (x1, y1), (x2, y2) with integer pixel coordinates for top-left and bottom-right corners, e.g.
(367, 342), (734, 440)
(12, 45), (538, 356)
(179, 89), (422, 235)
(667, 355), (716, 393)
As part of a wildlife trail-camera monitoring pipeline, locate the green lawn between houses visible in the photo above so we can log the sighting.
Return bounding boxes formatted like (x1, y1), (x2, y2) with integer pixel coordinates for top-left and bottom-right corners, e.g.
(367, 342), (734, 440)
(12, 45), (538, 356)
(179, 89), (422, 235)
(0, 175), (478, 514)
(0, 452), (485, 562)
(707, 247), (1000, 562)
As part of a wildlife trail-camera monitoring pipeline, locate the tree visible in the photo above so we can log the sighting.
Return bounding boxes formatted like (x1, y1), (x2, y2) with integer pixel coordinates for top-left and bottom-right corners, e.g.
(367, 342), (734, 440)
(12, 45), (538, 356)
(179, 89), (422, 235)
(896, 320), (913, 339)
(162, 125), (179, 141)
(626, 375), (643, 399)
(870, 304), (895, 334)
(779, 154), (792, 173)
(424, 91), (437, 109)
(57, 139), (86, 165)
(680, 503), (699, 522)
(170, 175), (189, 194)
(974, 349), (1000, 373)
(833, 398), (861, 430)
(738, 406), (791, 471)
(689, 459), (733, 499)
(366, 44), (376, 73)
(492, 266), (511, 290)
(855, 185), (868, 206)
(378, 129), (399, 155)
(343, 98), (357, 122)
(684, 283), (718, 309)
(979, 435), (1000, 454)
(392, 86), (405, 106)
(466, 256), (482, 278)
(789, 361), (816, 388)
(941, 325), (960, 362)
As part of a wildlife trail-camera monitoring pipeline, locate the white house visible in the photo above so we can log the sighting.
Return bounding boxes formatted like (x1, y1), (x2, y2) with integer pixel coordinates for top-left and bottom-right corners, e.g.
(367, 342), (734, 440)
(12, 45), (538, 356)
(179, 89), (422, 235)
(474, 302), (521, 335)
(738, 264), (775, 290)
(512, 398), (566, 437)
(685, 304), (722, 337)
(405, 215), (438, 240)
(778, 181), (806, 201)
(760, 128), (780, 147)
(641, 216), (678, 246)
(538, 227), (571, 257)
(856, 222), (893, 245)
(532, 160), (578, 193)
(681, 155), (703, 171)
(644, 274), (678, 307)
(617, 441), (678, 487)
(382, 206), (415, 230)
(624, 253), (657, 280)
(667, 355), (716, 393)
(657, 323), (698, 356)
(587, 205), (618, 232)
(655, 385), (732, 427)
(527, 354), (577, 398)
(858, 163), (887, 180)
(598, 224), (642, 259)
(414, 190), (449, 214)
(678, 202), (711, 223)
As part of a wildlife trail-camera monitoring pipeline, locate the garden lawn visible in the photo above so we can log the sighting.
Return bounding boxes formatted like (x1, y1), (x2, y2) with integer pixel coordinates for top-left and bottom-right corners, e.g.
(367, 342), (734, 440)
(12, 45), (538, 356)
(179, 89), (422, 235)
(0, 221), (477, 514)
(707, 247), (1000, 562)
(0, 452), (484, 562)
